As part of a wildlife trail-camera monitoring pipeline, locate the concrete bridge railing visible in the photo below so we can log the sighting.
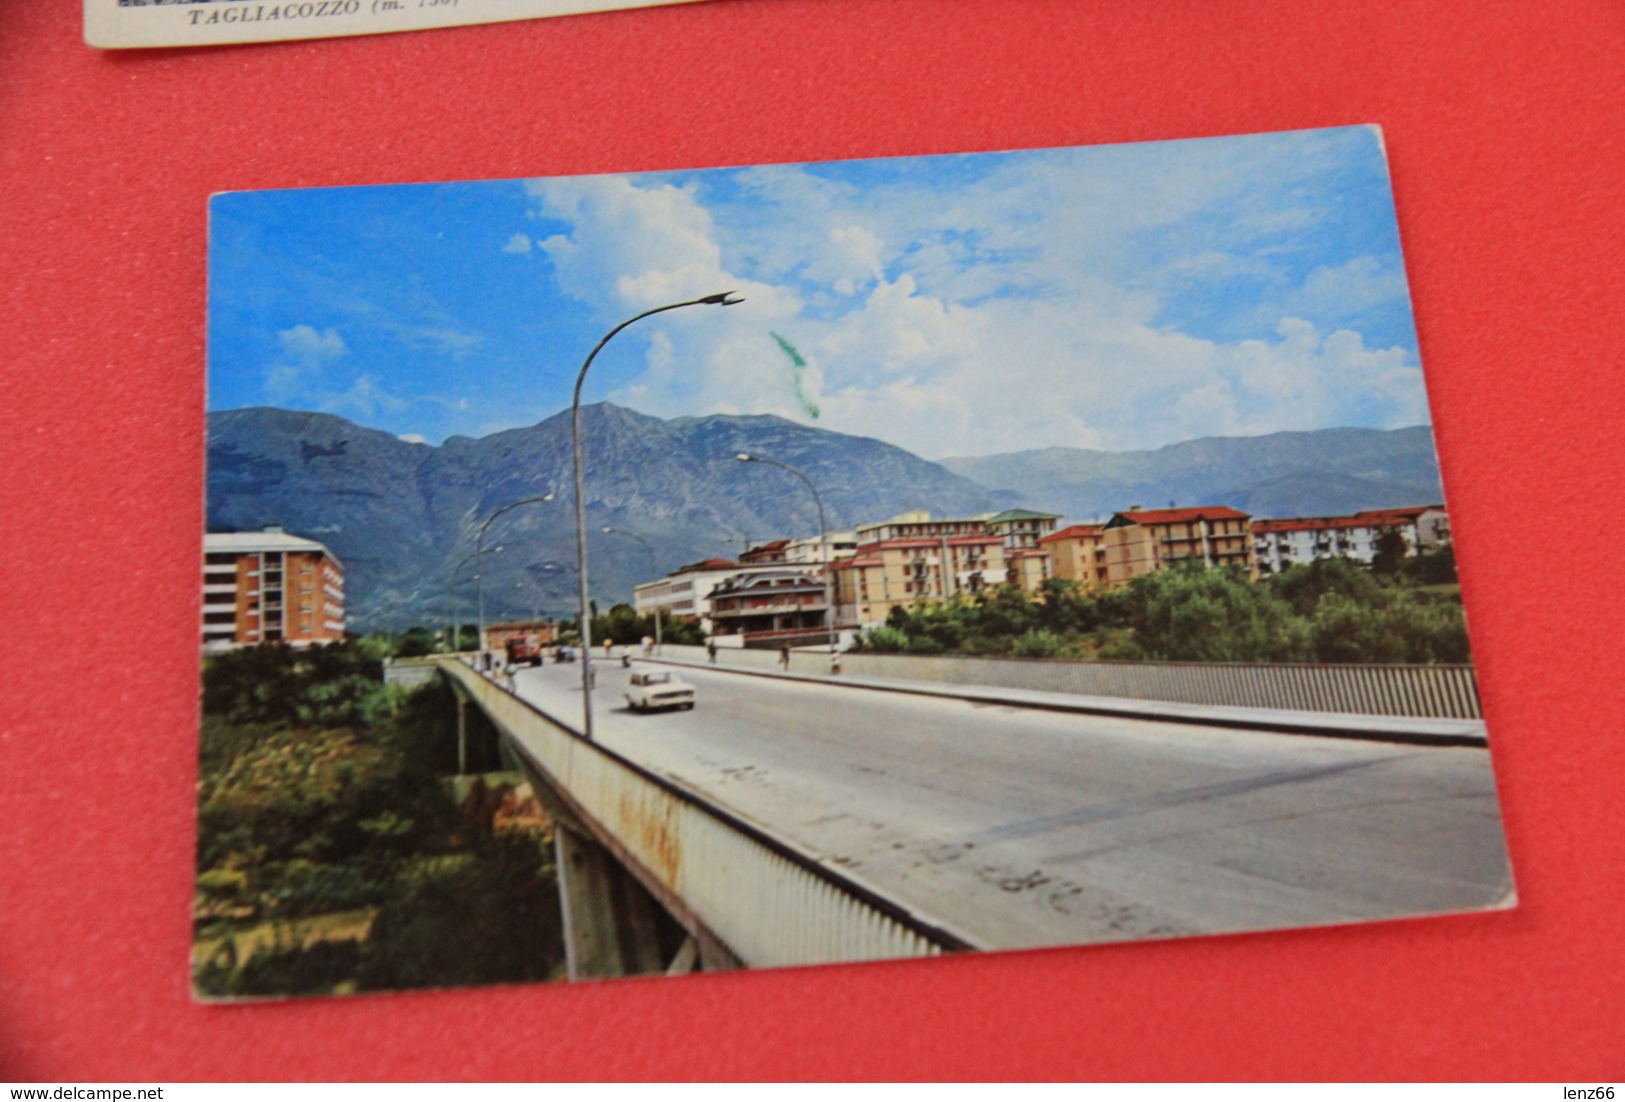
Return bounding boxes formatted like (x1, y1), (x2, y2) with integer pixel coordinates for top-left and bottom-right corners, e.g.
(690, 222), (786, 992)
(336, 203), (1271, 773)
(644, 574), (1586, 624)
(657, 645), (1481, 719)
(440, 660), (974, 971)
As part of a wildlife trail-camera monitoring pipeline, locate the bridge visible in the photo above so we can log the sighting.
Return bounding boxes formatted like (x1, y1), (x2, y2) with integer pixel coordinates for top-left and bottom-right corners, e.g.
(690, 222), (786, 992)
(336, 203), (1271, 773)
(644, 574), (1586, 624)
(433, 653), (1510, 979)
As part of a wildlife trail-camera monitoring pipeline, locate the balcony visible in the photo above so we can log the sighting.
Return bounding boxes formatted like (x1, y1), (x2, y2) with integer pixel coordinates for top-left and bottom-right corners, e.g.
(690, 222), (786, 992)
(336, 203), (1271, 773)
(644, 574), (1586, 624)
(718, 600), (826, 617)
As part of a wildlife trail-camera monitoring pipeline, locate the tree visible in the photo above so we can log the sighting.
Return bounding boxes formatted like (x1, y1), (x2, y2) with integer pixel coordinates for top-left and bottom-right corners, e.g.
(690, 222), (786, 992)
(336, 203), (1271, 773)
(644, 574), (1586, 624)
(1404, 544), (1458, 585)
(1310, 591), (1469, 663)
(1371, 527), (1409, 577)
(390, 626), (440, 658)
(1267, 558), (1381, 616)
(1125, 564), (1312, 662)
(593, 602), (644, 645)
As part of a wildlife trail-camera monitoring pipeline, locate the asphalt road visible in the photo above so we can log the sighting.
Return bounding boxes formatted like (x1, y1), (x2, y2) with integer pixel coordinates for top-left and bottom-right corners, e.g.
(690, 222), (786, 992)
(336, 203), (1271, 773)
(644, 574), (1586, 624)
(511, 659), (1513, 950)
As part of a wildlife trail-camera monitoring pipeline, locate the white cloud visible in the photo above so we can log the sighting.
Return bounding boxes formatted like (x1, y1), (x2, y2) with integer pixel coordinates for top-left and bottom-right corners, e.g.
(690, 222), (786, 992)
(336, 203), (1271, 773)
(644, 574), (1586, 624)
(263, 324), (412, 422)
(1279, 254), (1410, 326)
(517, 133), (1425, 458)
(502, 233), (532, 254)
(265, 324), (347, 403)
(397, 432), (429, 445)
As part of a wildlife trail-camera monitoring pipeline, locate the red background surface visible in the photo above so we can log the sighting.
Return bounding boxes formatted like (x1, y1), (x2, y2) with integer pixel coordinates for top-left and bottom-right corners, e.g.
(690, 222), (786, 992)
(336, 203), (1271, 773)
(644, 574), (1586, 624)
(2, 0), (1622, 1080)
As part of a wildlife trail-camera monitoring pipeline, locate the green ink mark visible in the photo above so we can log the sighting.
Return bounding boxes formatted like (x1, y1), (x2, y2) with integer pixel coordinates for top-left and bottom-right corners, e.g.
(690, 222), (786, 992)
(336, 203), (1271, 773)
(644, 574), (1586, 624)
(771, 331), (820, 420)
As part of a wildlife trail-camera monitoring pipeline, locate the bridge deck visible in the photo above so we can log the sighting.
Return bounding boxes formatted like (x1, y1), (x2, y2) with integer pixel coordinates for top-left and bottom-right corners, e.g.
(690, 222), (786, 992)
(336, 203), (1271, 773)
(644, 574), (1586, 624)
(509, 661), (1512, 951)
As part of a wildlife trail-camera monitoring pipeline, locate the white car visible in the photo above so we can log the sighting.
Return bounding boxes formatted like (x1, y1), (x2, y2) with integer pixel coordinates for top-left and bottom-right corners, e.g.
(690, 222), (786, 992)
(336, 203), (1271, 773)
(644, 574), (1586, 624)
(625, 670), (696, 713)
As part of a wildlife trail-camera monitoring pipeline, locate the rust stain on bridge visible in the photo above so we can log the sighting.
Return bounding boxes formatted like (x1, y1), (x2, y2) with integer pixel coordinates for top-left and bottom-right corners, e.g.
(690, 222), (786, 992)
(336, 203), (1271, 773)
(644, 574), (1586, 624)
(621, 789), (682, 887)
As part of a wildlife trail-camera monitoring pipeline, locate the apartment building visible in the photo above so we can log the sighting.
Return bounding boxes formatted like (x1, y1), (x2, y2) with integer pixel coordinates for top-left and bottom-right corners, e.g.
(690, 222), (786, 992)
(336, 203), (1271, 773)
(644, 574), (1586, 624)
(831, 534), (1006, 630)
(738, 532), (857, 567)
(708, 569), (830, 643)
(201, 527), (345, 651)
(737, 539), (790, 564)
(984, 508), (1061, 590)
(852, 510), (1056, 594)
(853, 511), (989, 544)
(633, 558), (790, 635)
(1100, 506), (1255, 585)
(1039, 523), (1109, 588)
(1251, 505), (1450, 574)
(1359, 506), (1450, 547)
(784, 531), (856, 565)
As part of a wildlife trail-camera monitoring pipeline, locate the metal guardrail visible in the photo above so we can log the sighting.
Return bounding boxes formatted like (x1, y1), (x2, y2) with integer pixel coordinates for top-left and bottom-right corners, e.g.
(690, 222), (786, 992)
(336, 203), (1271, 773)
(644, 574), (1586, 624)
(657, 645), (1481, 719)
(441, 660), (972, 968)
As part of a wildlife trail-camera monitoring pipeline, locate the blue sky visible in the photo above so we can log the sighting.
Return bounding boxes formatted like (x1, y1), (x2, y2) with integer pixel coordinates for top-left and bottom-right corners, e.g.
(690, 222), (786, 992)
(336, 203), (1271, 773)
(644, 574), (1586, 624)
(208, 125), (1428, 457)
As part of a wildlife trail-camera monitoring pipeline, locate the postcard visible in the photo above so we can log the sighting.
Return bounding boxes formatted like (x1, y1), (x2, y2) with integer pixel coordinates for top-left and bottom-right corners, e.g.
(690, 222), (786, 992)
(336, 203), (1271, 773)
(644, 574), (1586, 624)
(85, 0), (707, 50)
(194, 125), (1512, 998)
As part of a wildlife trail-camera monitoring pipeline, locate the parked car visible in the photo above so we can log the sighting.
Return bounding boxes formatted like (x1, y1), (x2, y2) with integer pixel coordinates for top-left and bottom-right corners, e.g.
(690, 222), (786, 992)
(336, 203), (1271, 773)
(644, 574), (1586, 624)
(625, 670), (696, 713)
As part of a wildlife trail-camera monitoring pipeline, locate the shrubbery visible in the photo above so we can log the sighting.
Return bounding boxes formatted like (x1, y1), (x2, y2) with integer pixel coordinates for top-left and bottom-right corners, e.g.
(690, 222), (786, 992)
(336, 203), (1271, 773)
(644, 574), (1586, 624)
(194, 642), (564, 997)
(588, 603), (706, 647)
(853, 557), (1469, 665)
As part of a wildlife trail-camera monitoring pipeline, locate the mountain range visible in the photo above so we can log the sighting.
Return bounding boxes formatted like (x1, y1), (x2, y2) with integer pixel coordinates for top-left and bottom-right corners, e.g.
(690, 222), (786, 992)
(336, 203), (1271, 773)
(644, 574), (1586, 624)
(207, 404), (995, 632)
(938, 426), (1444, 524)
(206, 405), (1444, 632)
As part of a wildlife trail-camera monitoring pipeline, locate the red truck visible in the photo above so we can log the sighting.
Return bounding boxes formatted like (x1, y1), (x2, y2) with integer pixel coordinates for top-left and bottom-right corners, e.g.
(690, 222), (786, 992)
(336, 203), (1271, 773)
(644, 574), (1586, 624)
(505, 634), (545, 667)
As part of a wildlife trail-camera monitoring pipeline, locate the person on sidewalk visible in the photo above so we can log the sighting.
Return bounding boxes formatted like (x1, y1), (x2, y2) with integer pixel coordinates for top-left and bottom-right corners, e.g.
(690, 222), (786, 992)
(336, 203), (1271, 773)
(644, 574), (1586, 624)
(707, 638), (718, 664)
(779, 643), (791, 672)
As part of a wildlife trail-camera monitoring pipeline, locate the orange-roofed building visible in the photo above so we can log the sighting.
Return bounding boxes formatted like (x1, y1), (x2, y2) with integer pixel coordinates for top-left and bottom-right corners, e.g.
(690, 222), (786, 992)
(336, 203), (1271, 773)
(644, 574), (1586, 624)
(738, 539), (791, 565)
(1101, 506), (1255, 585)
(1040, 523), (1109, 589)
(831, 535), (1006, 630)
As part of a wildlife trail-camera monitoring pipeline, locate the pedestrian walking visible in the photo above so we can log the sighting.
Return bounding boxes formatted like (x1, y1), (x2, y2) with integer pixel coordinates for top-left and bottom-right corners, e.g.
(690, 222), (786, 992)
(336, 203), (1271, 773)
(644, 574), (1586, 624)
(707, 638), (718, 665)
(779, 643), (791, 672)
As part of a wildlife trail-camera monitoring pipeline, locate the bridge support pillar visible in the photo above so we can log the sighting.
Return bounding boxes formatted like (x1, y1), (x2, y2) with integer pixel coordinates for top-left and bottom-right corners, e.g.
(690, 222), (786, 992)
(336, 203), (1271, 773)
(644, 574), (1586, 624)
(555, 824), (666, 980)
(456, 693), (468, 776)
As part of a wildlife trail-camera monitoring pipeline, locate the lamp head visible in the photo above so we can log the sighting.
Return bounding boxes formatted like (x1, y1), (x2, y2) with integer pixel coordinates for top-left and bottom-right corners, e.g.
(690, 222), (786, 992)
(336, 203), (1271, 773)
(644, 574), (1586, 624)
(735, 453), (754, 463)
(698, 291), (744, 306)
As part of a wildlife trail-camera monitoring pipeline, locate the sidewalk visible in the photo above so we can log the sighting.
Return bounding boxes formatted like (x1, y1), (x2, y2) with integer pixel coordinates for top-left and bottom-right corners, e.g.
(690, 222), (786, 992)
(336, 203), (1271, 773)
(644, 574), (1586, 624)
(647, 654), (1489, 748)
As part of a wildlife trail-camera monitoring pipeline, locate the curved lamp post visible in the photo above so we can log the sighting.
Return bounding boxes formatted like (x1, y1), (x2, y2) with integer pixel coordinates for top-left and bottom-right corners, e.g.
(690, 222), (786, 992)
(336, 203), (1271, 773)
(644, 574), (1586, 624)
(571, 291), (742, 740)
(474, 493), (554, 664)
(734, 452), (837, 656)
(602, 526), (661, 656)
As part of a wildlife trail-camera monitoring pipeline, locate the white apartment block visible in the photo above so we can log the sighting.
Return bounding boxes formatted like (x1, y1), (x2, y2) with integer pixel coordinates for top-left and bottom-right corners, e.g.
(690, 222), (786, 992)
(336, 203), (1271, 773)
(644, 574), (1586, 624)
(1251, 506), (1449, 575)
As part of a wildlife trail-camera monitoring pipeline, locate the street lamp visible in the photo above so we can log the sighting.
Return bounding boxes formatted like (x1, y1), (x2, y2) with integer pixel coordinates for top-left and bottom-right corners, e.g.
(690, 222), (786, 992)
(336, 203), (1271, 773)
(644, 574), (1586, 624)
(570, 291), (742, 740)
(474, 493), (555, 667)
(602, 526), (661, 656)
(449, 545), (501, 656)
(513, 579), (545, 623)
(734, 453), (838, 656)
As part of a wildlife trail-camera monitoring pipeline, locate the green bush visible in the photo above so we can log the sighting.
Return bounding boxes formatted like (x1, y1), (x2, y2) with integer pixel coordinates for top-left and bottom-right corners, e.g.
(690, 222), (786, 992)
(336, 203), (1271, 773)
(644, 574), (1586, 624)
(1311, 591), (1469, 664)
(1010, 628), (1065, 658)
(860, 625), (909, 653)
(357, 834), (564, 991)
